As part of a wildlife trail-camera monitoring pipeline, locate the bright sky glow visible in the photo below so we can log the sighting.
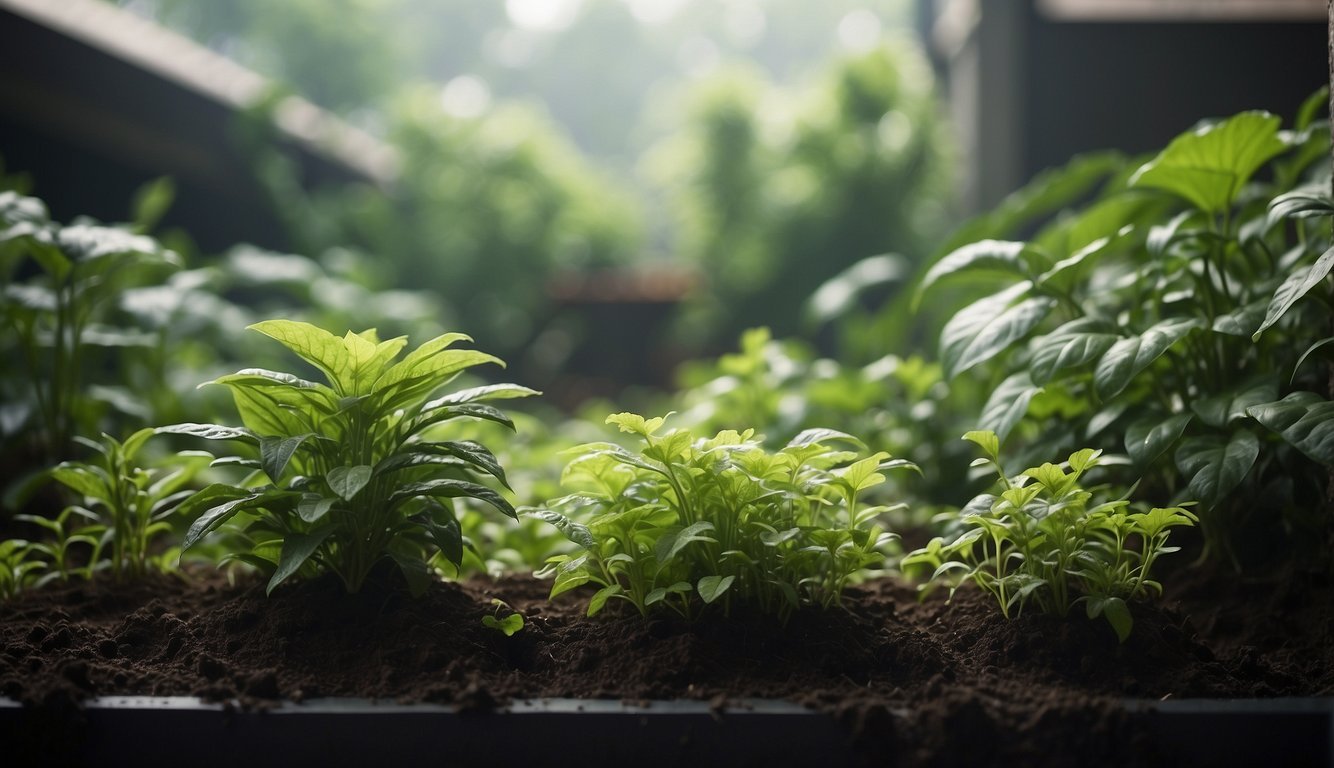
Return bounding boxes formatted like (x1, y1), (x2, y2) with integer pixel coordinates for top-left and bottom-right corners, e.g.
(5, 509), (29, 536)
(837, 8), (883, 52)
(440, 75), (492, 118)
(506, 0), (584, 31)
(622, 0), (691, 25)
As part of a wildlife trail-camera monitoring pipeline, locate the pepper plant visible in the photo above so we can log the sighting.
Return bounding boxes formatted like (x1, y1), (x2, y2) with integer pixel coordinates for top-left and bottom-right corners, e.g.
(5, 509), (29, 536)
(903, 431), (1196, 642)
(916, 99), (1334, 564)
(531, 413), (916, 622)
(165, 320), (536, 596)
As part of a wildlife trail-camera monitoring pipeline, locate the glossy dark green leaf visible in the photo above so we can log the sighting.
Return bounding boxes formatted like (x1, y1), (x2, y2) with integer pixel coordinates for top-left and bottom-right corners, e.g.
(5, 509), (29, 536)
(1125, 413), (1193, 466)
(1266, 186), (1334, 231)
(1252, 245), (1334, 340)
(259, 434), (314, 482)
(978, 373), (1041, 444)
(415, 403), (516, 433)
(267, 528), (332, 595)
(941, 283), (1054, 378)
(1094, 318), (1199, 400)
(182, 488), (298, 551)
(425, 383), (541, 407)
(1189, 379), (1278, 428)
(1246, 391), (1334, 464)
(1175, 430), (1260, 505)
(1028, 327), (1118, 385)
(391, 479), (516, 519)
(297, 495), (336, 524)
(1210, 300), (1267, 337)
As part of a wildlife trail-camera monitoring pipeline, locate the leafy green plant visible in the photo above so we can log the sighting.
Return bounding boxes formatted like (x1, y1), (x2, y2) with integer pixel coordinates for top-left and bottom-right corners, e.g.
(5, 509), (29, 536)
(15, 506), (105, 585)
(532, 413), (916, 622)
(916, 99), (1334, 564)
(42, 429), (209, 582)
(164, 320), (537, 596)
(481, 598), (525, 637)
(903, 431), (1196, 641)
(0, 192), (179, 466)
(0, 539), (44, 600)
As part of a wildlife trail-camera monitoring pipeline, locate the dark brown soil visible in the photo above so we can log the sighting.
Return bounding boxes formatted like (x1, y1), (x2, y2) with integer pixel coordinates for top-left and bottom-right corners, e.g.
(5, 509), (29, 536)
(1, 564), (1331, 767)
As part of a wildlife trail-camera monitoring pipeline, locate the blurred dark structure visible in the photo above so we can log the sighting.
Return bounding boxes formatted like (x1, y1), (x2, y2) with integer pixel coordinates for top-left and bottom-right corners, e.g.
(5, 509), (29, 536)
(0, 0), (396, 251)
(921, 0), (1327, 213)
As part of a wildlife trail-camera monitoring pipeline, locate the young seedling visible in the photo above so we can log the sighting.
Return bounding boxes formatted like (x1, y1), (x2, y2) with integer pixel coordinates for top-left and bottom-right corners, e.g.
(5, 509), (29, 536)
(481, 598), (524, 637)
(164, 320), (537, 596)
(903, 431), (1197, 641)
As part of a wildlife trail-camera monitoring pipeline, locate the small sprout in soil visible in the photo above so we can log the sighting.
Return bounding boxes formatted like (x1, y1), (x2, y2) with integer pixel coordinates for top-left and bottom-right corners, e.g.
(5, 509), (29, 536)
(481, 598), (524, 636)
(903, 431), (1197, 642)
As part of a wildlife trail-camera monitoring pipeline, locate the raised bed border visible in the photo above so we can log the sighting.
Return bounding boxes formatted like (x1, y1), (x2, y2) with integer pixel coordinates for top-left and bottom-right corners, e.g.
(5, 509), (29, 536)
(2, 696), (1331, 767)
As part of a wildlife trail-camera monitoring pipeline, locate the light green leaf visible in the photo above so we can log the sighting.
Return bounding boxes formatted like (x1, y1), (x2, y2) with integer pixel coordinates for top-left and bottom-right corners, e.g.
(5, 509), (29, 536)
(696, 574), (735, 605)
(327, 465), (373, 501)
(962, 430), (1001, 460)
(587, 583), (622, 616)
(605, 412), (667, 437)
(482, 613), (524, 637)
(1129, 111), (1286, 213)
(1175, 430), (1260, 505)
(1094, 318), (1200, 400)
(426, 383), (540, 406)
(1246, 391), (1334, 464)
(1252, 245), (1334, 340)
(248, 320), (351, 391)
(526, 507), (596, 549)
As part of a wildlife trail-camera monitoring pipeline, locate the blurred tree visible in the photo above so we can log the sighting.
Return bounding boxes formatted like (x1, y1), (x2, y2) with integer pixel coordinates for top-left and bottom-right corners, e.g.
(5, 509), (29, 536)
(645, 43), (951, 351)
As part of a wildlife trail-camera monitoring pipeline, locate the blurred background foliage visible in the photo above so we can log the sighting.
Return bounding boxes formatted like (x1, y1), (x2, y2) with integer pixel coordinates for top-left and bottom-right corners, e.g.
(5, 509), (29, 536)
(114, 0), (952, 373)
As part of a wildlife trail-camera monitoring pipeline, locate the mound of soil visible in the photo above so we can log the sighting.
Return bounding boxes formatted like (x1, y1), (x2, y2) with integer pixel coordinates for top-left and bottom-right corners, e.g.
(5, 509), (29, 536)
(1, 565), (1331, 767)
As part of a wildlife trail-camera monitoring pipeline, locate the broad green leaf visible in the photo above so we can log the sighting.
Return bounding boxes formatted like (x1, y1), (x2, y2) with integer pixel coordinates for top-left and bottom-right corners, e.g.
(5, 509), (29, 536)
(696, 574), (735, 604)
(407, 440), (512, 488)
(297, 495), (336, 524)
(645, 581), (692, 606)
(1175, 430), (1260, 505)
(182, 488), (299, 551)
(1246, 391), (1334, 464)
(482, 613), (524, 636)
(1252, 245), (1334, 340)
(259, 434), (314, 482)
(388, 548), (433, 598)
(918, 239), (1036, 297)
(549, 564), (592, 599)
(155, 423), (258, 444)
(376, 332), (476, 388)
(1129, 111), (1286, 213)
(978, 373), (1041, 444)
(526, 507), (596, 549)
(1189, 379), (1278, 428)
(390, 479), (516, 519)
(654, 520), (716, 565)
(1086, 596), (1133, 643)
(941, 283), (1054, 378)
(267, 528), (332, 595)
(962, 431), (1000, 460)
(1124, 413), (1193, 466)
(587, 583), (622, 616)
(415, 403), (516, 433)
(327, 465), (373, 501)
(248, 320), (351, 391)
(786, 428), (863, 449)
(425, 383), (540, 406)
(838, 452), (892, 494)
(1210, 300), (1266, 337)
(605, 412), (667, 437)
(1094, 318), (1200, 400)
(1028, 328), (1118, 385)
(49, 465), (110, 501)
(1266, 186), (1334, 231)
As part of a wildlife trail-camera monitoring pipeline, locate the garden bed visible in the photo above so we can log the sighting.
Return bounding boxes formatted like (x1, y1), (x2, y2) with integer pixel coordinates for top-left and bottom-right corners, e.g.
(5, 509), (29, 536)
(2, 567), (1331, 766)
